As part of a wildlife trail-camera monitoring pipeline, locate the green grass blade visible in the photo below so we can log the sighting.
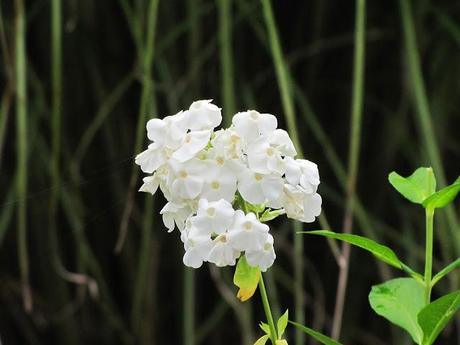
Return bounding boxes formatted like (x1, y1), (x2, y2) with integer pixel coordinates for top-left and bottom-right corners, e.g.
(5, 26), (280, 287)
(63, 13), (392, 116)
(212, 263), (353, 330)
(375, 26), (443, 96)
(15, 0), (31, 313)
(399, 0), (460, 254)
(115, 0), (160, 253)
(260, 2), (305, 343)
(218, 0), (236, 124)
(331, 0), (366, 339)
(289, 321), (343, 345)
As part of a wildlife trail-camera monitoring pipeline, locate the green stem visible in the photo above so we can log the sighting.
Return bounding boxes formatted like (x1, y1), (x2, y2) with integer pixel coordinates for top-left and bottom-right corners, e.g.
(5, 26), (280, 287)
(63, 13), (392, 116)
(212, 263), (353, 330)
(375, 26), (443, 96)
(218, 0), (235, 125)
(15, 0), (31, 312)
(331, 0), (366, 339)
(399, 0), (460, 255)
(184, 267), (195, 345)
(260, 0), (300, 152)
(260, 2), (304, 342)
(115, 0), (159, 252)
(424, 208), (434, 304)
(259, 274), (278, 343)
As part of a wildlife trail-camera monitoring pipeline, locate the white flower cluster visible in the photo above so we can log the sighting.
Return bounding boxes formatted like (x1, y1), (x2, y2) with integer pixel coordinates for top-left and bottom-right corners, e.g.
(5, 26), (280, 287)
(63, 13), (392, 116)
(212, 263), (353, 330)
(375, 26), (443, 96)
(136, 100), (321, 271)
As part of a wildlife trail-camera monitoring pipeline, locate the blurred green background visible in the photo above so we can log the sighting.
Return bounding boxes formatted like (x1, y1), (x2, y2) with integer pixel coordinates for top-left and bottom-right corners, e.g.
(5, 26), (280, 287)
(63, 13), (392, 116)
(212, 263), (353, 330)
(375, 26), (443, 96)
(1, 0), (459, 344)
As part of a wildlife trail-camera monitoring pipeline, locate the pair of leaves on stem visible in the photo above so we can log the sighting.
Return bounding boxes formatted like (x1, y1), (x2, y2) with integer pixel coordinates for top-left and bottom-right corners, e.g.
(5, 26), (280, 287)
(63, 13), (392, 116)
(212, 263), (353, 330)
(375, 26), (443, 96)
(255, 310), (289, 345)
(370, 278), (460, 345)
(234, 257), (341, 345)
(256, 317), (342, 345)
(301, 230), (460, 344)
(299, 168), (460, 344)
(388, 167), (460, 209)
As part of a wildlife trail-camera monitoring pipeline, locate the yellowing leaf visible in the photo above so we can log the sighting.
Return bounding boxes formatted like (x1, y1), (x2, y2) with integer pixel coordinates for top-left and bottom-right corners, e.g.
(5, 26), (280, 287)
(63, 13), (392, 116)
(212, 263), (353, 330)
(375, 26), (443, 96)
(234, 255), (261, 302)
(254, 335), (270, 345)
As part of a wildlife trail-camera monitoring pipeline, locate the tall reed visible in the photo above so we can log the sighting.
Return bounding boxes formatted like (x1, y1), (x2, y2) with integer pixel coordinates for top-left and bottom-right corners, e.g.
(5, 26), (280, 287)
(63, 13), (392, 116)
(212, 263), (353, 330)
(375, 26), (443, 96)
(399, 0), (460, 254)
(331, 0), (366, 339)
(14, 0), (31, 313)
(260, 1), (304, 343)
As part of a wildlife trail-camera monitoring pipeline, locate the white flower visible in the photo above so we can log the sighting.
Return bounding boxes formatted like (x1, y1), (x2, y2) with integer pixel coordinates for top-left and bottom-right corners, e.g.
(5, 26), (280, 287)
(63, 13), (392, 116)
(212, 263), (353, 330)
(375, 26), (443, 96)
(227, 210), (269, 251)
(246, 234), (276, 272)
(190, 199), (235, 235)
(209, 128), (244, 160)
(245, 129), (297, 175)
(171, 130), (211, 162)
(246, 137), (285, 175)
(200, 160), (237, 202)
(139, 175), (160, 195)
(182, 226), (213, 268)
(284, 157), (320, 193)
(168, 158), (206, 199)
(147, 111), (187, 148)
(160, 201), (193, 232)
(136, 100), (323, 271)
(185, 100), (222, 131)
(207, 233), (241, 267)
(282, 184), (322, 222)
(141, 164), (173, 200)
(238, 167), (284, 204)
(135, 142), (170, 174)
(232, 110), (278, 143)
(268, 129), (297, 157)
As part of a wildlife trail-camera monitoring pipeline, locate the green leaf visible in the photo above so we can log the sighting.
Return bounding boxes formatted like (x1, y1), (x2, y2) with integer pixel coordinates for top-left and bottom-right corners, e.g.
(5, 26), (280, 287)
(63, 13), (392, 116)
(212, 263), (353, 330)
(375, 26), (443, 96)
(277, 310), (288, 338)
(233, 255), (261, 302)
(259, 322), (271, 336)
(289, 321), (342, 345)
(260, 209), (283, 222)
(388, 167), (436, 204)
(253, 335), (270, 345)
(431, 258), (460, 288)
(301, 230), (403, 269)
(418, 290), (460, 345)
(369, 278), (425, 344)
(247, 202), (267, 214)
(422, 176), (460, 209)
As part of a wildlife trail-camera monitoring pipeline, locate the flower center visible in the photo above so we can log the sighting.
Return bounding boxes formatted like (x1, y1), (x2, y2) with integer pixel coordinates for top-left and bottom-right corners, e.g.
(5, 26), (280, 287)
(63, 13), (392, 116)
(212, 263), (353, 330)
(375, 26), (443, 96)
(249, 110), (259, 120)
(264, 243), (272, 251)
(254, 173), (263, 182)
(216, 156), (225, 165)
(266, 147), (274, 156)
(179, 170), (188, 179)
(230, 134), (240, 143)
(243, 221), (252, 231)
(207, 207), (216, 216)
(211, 181), (220, 190)
(215, 234), (227, 243)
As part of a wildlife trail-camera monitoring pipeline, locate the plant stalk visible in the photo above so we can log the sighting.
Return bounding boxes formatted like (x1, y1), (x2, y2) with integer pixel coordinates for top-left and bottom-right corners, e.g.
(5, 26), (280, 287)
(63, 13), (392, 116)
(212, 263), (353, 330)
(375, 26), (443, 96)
(218, 0), (235, 125)
(260, 2), (304, 342)
(184, 267), (196, 345)
(259, 274), (278, 344)
(115, 0), (160, 253)
(15, 0), (32, 313)
(424, 208), (434, 305)
(399, 0), (460, 254)
(331, 0), (366, 340)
